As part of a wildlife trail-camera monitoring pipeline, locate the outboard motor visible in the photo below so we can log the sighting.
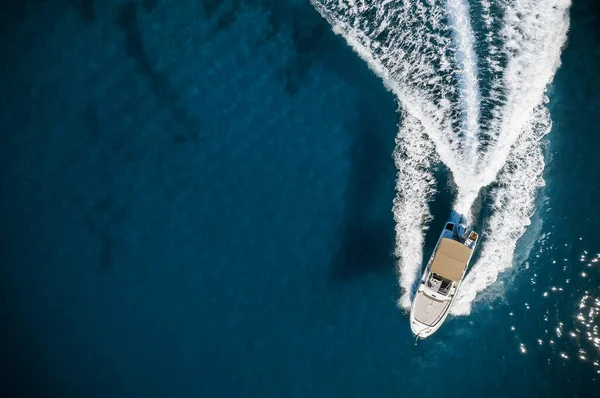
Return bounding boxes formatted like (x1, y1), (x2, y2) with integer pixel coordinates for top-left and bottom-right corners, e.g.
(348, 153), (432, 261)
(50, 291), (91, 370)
(457, 224), (467, 241)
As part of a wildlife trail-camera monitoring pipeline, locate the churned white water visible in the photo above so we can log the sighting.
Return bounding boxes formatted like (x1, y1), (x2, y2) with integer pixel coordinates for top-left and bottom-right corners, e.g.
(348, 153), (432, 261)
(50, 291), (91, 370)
(311, 0), (571, 314)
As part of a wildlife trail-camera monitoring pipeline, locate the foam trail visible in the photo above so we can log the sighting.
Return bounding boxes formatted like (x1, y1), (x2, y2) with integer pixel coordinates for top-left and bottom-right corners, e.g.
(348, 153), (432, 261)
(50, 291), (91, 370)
(393, 112), (437, 309)
(311, 0), (468, 175)
(451, 0), (571, 313)
(445, 0), (481, 163)
(311, 0), (571, 314)
(452, 0), (571, 313)
(470, 0), (571, 193)
(454, 0), (571, 216)
(452, 106), (551, 315)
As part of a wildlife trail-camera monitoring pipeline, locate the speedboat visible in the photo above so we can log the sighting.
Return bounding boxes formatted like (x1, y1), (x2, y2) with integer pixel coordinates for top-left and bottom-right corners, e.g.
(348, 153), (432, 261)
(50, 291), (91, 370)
(409, 213), (478, 339)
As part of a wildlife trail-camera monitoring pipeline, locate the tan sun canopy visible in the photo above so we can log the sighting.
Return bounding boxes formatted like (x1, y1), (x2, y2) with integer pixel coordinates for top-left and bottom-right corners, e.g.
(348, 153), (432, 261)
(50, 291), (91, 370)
(430, 238), (472, 281)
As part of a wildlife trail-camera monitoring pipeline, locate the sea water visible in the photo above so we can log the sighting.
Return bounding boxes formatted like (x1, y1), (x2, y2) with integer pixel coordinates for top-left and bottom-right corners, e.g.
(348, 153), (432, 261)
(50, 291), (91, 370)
(0, 0), (598, 397)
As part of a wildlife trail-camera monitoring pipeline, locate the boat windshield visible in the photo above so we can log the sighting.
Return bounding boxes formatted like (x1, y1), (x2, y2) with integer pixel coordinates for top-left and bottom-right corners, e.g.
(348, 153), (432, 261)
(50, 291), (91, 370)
(427, 273), (453, 295)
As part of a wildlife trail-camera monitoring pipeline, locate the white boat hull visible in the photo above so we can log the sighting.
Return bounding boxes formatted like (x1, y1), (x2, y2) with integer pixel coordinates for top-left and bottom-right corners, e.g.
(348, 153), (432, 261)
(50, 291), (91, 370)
(409, 214), (478, 339)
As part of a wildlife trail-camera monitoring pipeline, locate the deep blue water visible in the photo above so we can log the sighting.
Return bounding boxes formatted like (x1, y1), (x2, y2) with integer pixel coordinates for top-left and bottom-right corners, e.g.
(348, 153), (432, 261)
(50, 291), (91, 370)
(1, 1), (599, 397)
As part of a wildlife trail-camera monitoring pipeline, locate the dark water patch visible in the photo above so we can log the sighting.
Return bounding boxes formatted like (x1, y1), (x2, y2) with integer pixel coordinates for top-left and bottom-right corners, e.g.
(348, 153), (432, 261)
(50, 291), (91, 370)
(0, 0), (48, 37)
(330, 111), (395, 281)
(331, 223), (393, 281)
(69, 193), (84, 209)
(196, 0), (336, 95)
(142, 0), (157, 13)
(0, 330), (58, 398)
(546, 0), (600, 245)
(84, 215), (114, 269)
(123, 150), (137, 164)
(115, 1), (203, 144)
(200, 0), (223, 19)
(109, 135), (125, 154)
(172, 131), (202, 144)
(82, 104), (100, 141)
(93, 195), (114, 213)
(283, 19), (336, 94)
(0, 0), (96, 29)
(329, 69), (397, 281)
(469, 182), (495, 233)
(84, 194), (131, 269)
(110, 206), (132, 224)
(195, 0), (340, 95)
(69, 0), (95, 24)
(199, 0), (240, 33)
(421, 164), (455, 260)
(115, 3), (152, 87)
(80, 105), (137, 163)
(214, 5), (239, 34)
(97, 227), (114, 269)
(567, 0), (600, 49)
(106, 127), (131, 157)
(273, 3), (338, 95)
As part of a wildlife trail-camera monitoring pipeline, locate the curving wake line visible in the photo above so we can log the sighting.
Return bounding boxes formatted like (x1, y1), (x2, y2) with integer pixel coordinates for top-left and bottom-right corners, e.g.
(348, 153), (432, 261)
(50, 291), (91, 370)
(311, 0), (571, 314)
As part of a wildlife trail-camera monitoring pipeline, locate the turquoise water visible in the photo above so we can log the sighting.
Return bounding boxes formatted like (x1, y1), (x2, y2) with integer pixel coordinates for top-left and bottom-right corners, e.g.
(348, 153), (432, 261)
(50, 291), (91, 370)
(0, 0), (598, 397)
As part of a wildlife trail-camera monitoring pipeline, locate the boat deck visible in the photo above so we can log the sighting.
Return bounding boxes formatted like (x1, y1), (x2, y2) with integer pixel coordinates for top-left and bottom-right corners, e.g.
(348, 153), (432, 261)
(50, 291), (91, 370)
(412, 290), (451, 326)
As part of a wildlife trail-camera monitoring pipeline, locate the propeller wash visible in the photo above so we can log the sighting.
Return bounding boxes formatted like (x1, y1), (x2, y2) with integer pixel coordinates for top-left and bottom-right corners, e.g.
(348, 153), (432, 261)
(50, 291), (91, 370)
(310, 0), (571, 314)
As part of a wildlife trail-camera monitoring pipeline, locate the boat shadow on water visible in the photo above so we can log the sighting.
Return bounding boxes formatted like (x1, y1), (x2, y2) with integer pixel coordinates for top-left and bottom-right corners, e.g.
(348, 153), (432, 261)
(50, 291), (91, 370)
(329, 93), (397, 282)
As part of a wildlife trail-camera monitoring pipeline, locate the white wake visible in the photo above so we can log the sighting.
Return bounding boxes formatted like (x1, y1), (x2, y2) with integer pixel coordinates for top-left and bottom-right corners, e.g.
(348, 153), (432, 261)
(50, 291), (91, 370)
(311, 0), (571, 314)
